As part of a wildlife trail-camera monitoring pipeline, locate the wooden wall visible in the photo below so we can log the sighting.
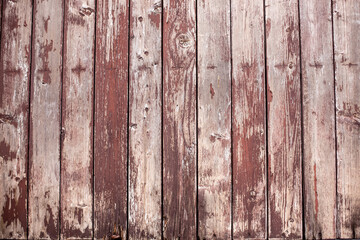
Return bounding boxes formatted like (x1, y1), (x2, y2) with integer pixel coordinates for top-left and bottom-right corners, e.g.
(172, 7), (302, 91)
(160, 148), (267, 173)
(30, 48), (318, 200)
(0, 0), (359, 239)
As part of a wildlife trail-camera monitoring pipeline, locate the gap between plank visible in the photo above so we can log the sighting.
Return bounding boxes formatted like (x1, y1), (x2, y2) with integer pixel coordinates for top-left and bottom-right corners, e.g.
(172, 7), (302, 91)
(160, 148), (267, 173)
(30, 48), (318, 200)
(127, 0), (131, 239)
(229, 0), (234, 238)
(59, 0), (66, 239)
(296, 0), (306, 238)
(263, 0), (270, 238)
(330, 0), (339, 237)
(26, 1), (35, 238)
(195, 0), (199, 238)
(92, 0), (98, 238)
(161, 0), (164, 239)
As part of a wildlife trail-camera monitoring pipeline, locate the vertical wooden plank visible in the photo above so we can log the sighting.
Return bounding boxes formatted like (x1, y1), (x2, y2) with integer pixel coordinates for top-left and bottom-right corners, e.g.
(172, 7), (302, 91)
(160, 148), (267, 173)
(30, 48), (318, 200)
(163, 0), (196, 238)
(197, 0), (231, 239)
(94, 0), (128, 238)
(0, 1), (32, 238)
(299, 0), (336, 239)
(28, 0), (63, 239)
(333, 0), (360, 238)
(128, 0), (162, 239)
(0, 1), (2, 38)
(61, 0), (95, 238)
(265, 0), (302, 238)
(232, 0), (267, 238)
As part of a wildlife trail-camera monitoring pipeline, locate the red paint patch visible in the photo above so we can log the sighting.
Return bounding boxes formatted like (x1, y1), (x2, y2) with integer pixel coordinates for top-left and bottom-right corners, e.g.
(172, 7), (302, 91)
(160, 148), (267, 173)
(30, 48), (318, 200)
(148, 11), (160, 28)
(8, 13), (19, 31)
(267, 85), (273, 103)
(44, 205), (57, 237)
(266, 18), (271, 39)
(43, 16), (50, 32)
(38, 40), (54, 85)
(210, 83), (215, 99)
(1, 178), (27, 231)
(0, 140), (17, 162)
(148, 2), (161, 28)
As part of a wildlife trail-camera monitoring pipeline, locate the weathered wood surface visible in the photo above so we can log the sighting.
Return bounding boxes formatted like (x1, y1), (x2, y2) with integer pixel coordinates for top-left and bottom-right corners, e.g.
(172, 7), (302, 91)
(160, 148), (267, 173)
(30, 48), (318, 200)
(61, 0), (95, 238)
(94, 0), (129, 238)
(197, 0), (231, 239)
(0, 1), (33, 238)
(333, 0), (360, 238)
(300, 0), (337, 239)
(28, 0), (63, 239)
(232, 0), (267, 238)
(265, 0), (303, 238)
(0, 0), (2, 38)
(163, 0), (196, 238)
(1, 1), (360, 239)
(128, 0), (162, 239)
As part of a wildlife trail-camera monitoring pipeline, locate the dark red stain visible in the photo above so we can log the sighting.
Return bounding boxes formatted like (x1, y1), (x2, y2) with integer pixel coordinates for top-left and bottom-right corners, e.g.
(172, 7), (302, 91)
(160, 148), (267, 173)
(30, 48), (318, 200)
(44, 205), (57, 238)
(241, 62), (252, 76)
(148, 3), (161, 29)
(43, 16), (50, 32)
(64, 225), (91, 239)
(349, 207), (360, 238)
(94, 1), (129, 238)
(285, 16), (298, 58)
(3, 68), (21, 76)
(266, 18), (271, 39)
(37, 40), (54, 85)
(74, 207), (83, 225)
(8, 12), (19, 31)
(267, 85), (273, 103)
(338, 103), (360, 128)
(138, 64), (152, 73)
(314, 164), (319, 221)
(71, 59), (86, 80)
(309, 61), (323, 69)
(68, 13), (85, 26)
(275, 61), (289, 70)
(0, 113), (17, 127)
(0, 140), (17, 162)
(210, 83), (215, 99)
(1, 178), (27, 232)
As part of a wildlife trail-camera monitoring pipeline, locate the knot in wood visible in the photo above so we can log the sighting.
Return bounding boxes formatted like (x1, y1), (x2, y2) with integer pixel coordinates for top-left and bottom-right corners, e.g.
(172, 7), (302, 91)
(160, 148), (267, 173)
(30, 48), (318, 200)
(288, 62), (294, 69)
(250, 190), (257, 201)
(152, 1), (162, 14)
(177, 34), (191, 48)
(79, 5), (94, 16)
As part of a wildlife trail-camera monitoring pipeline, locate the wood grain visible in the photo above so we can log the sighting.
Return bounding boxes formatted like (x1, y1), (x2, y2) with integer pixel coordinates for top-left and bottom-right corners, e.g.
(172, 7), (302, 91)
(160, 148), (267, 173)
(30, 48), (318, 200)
(0, 1), (33, 238)
(94, 0), (129, 238)
(197, 0), (231, 238)
(265, 0), (303, 238)
(162, 0), (196, 238)
(0, 0), (2, 38)
(28, 0), (63, 239)
(128, 0), (162, 239)
(299, 0), (336, 239)
(61, 0), (95, 238)
(232, 0), (267, 238)
(333, 0), (360, 238)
